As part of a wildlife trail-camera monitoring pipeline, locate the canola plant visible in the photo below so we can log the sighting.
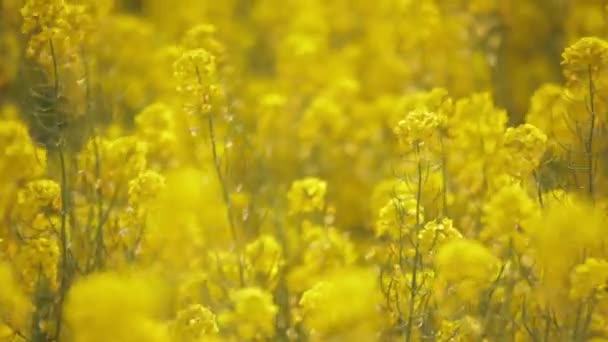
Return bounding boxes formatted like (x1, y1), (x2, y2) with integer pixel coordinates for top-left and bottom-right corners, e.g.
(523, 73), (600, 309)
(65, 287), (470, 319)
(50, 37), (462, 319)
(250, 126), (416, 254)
(2, 0), (608, 341)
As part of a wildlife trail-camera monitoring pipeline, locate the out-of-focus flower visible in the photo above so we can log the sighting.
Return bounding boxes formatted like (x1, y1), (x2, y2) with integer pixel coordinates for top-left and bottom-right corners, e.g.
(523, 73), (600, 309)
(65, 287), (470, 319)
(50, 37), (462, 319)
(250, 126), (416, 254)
(287, 177), (327, 216)
(219, 287), (278, 340)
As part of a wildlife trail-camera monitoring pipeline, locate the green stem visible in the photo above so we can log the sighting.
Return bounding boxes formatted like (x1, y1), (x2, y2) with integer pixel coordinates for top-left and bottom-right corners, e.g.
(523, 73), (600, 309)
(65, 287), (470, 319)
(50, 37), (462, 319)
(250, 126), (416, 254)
(586, 64), (596, 202)
(192, 62), (244, 286)
(405, 142), (423, 342)
(206, 114), (244, 286)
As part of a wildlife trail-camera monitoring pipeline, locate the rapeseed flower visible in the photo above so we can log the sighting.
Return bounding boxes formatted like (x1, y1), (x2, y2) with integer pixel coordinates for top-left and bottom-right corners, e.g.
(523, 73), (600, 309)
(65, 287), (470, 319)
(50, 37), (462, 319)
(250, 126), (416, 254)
(4, 2), (608, 341)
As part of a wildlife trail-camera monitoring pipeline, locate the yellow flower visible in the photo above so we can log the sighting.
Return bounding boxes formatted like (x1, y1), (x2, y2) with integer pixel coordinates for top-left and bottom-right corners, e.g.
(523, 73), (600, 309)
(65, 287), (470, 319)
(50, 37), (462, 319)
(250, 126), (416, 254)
(525, 84), (576, 155)
(20, 0), (92, 65)
(436, 239), (500, 283)
(181, 24), (226, 64)
(436, 239), (501, 306)
(219, 287), (278, 340)
(174, 48), (222, 115)
(287, 223), (358, 292)
(0, 262), (30, 336)
(79, 136), (148, 194)
(562, 37), (608, 88)
(65, 272), (170, 342)
(298, 268), (382, 340)
(418, 217), (462, 254)
(299, 96), (348, 144)
(18, 237), (60, 291)
(481, 183), (537, 242)
(502, 123), (547, 176)
(394, 108), (443, 146)
(375, 194), (423, 240)
(17, 179), (60, 211)
(0, 119), (46, 181)
(245, 235), (283, 288)
(134, 102), (179, 166)
(173, 304), (219, 341)
(128, 170), (166, 206)
(570, 258), (608, 300)
(528, 199), (608, 308)
(12, 180), (61, 232)
(287, 177), (327, 215)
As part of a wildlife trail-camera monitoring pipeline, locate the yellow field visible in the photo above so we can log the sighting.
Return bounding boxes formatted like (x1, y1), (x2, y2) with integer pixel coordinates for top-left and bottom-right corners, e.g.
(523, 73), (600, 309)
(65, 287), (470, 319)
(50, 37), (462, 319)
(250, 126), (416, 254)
(2, 1), (608, 341)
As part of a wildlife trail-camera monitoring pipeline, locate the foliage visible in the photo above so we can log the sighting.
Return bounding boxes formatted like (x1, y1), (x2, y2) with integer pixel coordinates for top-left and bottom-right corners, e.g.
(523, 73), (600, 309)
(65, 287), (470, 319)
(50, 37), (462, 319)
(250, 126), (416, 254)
(2, 0), (608, 341)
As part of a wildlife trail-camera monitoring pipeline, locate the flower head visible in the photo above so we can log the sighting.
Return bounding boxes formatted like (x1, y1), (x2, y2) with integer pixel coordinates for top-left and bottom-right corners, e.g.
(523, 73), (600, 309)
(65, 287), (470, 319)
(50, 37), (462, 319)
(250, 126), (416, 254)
(219, 287), (278, 340)
(394, 108), (443, 146)
(562, 37), (608, 88)
(502, 123), (547, 175)
(174, 304), (219, 341)
(287, 177), (328, 215)
(174, 48), (222, 115)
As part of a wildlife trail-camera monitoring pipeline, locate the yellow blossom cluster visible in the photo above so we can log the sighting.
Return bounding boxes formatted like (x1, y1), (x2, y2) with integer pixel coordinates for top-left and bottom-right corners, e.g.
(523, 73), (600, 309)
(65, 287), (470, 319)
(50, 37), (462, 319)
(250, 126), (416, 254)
(4, 0), (608, 341)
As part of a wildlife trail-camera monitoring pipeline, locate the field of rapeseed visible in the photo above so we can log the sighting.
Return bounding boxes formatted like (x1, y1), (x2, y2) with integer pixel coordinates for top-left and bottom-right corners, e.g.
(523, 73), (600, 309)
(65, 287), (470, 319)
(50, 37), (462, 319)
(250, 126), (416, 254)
(3, 0), (608, 341)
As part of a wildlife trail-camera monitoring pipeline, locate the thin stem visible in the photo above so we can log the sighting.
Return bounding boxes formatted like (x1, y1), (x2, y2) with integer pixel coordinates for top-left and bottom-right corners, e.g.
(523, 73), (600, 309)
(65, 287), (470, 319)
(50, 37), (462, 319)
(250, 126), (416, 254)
(544, 311), (551, 342)
(581, 300), (596, 341)
(405, 142), (423, 342)
(206, 114), (244, 286)
(415, 144), (423, 228)
(31, 268), (46, 342)
(93, 136), (105, 270)
(54, 141), (70, 340)
(533, 170), (544, 209)
(439, 135), (448, 217)
(586, 64), (596, 202)
(49, 39), (59, 98)
(572, 300), (583, 341)
(49, 37), (70, 341)
(192, 62), (245, 286)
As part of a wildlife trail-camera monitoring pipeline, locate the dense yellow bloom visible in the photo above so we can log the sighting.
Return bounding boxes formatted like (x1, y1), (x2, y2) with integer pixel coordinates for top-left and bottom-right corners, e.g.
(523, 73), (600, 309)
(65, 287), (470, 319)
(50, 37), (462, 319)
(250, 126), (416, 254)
(20, 0), (93, 69)
(288, 223), (357, 292)
(447, 92), (508, 199)
(245, 234), (283, 288)
(4, 1), (608, 341)
(174, 48), (222, 115)
(21, 0), (68, 34)
(481, 183), (537, 243)
(181, 24), (226, 66)
(93, 14), (156, 110)
(502, 123), (547, 176)
(17, 237), (60, 291)
(78, 136), (148, 194)
(219, 287), (278, 340)
(15, 179), (61, 224)
(173, 304), (219, 341)
(418, 217), (462, 254)
(562, 37), (608, 89)
(0, 119), (46, 181)
(0, 262), (30, 337)
(570, 258), (608, 300)
(65, 272), (170, 342)
(375, 194), (423, 240)
(299, 96), (348, 145)
(134, 102), (180, 167)
(287, 177), (327, 215)
(529, 199), (608, 309)
(435, 239), (501, 305)
(128, 170), (165, 206)
(298, 268), (382, 340)
(143, 167), (232, 270)
(394, 108), (443, 146)
(436, 239), (500, 283)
